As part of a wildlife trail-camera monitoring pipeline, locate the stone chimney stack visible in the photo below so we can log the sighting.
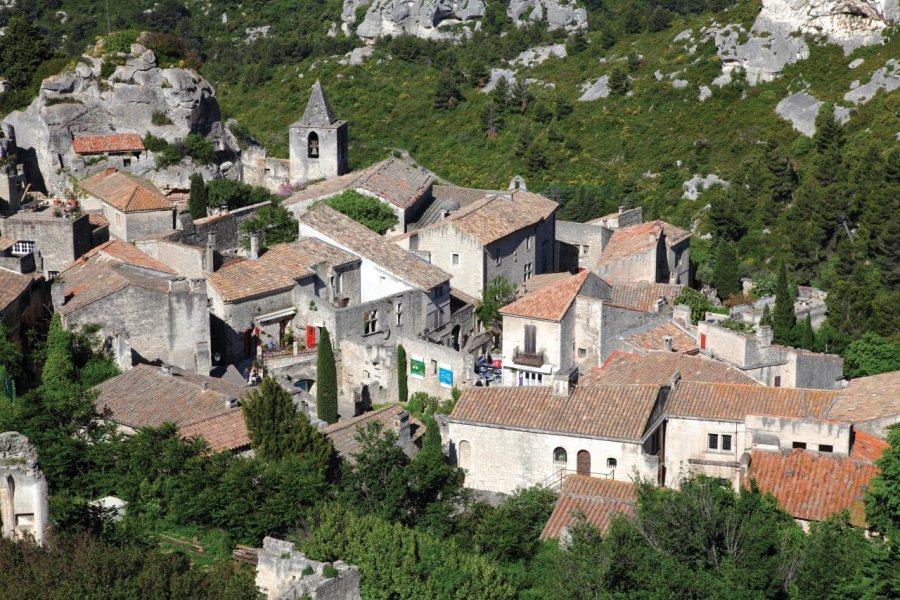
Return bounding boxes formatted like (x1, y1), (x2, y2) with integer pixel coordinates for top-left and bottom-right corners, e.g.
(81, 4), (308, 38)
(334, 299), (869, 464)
(673, 304), (691, 328)
(663, 335), (673, 352)
(669, 369), (681, 388)
(50, 280), (65, 308)
(756, 325), (773, 348)
(618, 205), (626, 214)
(393, 410), (412, 449)
(204, 232), (217, 274)
(552, 366), (578, 397)
(160, 364), (173, 376)
(249, 234), (259, 260)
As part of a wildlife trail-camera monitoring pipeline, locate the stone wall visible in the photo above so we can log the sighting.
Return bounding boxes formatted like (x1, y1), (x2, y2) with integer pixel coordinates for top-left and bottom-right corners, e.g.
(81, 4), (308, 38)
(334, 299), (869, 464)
(0, 432), (49, 545)
(555, 220), (607, 271)
(256, 537), (361, 600)
(405, 226), (485, 299)
(593, 300), (669, 361)
(1, 211), (94, 276)
(745, 414), (851, 454)
(595, 243), (660, 284)
(169, 201), (274, 252)
(289, 122), (349, 185)
(135, 239), (208, 278)
(663, 417), (747, 489)
(104, 206), (173, 242)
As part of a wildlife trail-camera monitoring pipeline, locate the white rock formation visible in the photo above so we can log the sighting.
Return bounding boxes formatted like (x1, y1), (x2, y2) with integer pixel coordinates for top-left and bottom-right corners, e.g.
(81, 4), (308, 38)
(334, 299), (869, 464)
(776, 91), (822, 136)
(843, 58), (900, 104)
(579, 75), (610, 101)
(508, 0), (587, 32)
(682, 174), (729, 200)
(509, 44), (567, 67)
(4, 42), (239, 195)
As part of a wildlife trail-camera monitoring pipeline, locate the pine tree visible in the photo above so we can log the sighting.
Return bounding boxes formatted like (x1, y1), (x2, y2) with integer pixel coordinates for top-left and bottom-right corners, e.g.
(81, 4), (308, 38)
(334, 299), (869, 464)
(492, 77), (510, 112)
(243, 376), (332, 464)
(396, 344), (408, 404)
(480, 101), (504, 139)
(764, 140), (797, 204)
(188, 173), (208, 220)
(623, 8), (644, 34)
(515, 124), (532, 158)
(711, 240), (740, 300)
(511, 79), (532, 114)
(525, 139), (547, 174)
(773, 261), (796, 341)
(608, 67), (630, 96)
(433, 69), (462, 110)
(316, 327), (338, 424)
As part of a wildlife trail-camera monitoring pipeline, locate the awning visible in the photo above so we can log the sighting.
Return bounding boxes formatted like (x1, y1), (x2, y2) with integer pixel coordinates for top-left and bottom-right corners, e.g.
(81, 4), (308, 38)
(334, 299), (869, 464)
(257, 307), (297, 324)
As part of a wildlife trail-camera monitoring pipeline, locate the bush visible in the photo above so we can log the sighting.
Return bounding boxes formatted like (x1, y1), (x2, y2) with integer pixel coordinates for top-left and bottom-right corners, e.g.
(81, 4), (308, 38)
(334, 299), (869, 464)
(151, 111), (173, 126)
(322, 564), (338, 579)
(100, 60), (116, 80)
(185, 133), (215, 165)
(104, 30), (140, 55)
(323, 190), (398, 234)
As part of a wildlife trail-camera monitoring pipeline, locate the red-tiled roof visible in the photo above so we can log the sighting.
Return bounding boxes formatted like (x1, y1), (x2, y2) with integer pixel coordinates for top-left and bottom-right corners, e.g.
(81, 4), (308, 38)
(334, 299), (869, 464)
(826, 371), (900, 434)
(451, 384), (661, 442)
(179, 410), (251, 452)
(597, 220), (690, 270)
(667, 382), (838, 422)
(622, 321), (698, 355)
(0, 268), (35, 311)
(72, 133), (144, 155)
(322, 405), (425, 463)
(500, 270), (591, 322)
(541, 475), (638, 539)
(79, 168), (170, 212)
(746, 449), (879, 525)
(581, 351), (757, 387)
(82, 240), (177, 275)
(850, 430), (890, 462)
(609, 282), (684, 312)
(354, 157), (434, 209)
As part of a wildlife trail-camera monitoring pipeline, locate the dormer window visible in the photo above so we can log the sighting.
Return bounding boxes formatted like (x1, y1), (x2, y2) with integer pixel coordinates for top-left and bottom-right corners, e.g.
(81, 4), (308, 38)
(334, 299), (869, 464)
(12, 240), (34, 255)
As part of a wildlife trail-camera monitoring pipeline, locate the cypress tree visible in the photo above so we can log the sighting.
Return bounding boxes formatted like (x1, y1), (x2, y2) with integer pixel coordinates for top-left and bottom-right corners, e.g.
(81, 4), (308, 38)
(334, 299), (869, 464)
(188, 173), (208, 220)
(760, 304), (773, 327)
(243, 376), (332, 464)
(316, 327), (338, 424)
(711, 240), (740, 300)
(773, 261), (796, 340)
(799, 314), (816, 350)
(397, 344), (408, 404)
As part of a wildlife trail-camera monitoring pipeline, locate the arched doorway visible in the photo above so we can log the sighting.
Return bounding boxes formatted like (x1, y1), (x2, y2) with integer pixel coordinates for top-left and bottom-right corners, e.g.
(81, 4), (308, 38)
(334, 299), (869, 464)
(457, 440), (471, 470)
(451, 325), (461, 351)
(307, 132), (319, 158)
(576, 450), (591, 476)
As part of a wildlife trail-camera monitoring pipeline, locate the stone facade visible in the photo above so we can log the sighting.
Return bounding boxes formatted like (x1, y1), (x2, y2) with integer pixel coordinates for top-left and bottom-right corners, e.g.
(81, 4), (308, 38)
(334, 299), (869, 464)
(0, 432), (49, 545)
(256, 537), (361, 600)
(102, 202), (173, 242)
(289, 82), (349, 184)
(574, 298), (669, 364)
(1, 209), (95, 277)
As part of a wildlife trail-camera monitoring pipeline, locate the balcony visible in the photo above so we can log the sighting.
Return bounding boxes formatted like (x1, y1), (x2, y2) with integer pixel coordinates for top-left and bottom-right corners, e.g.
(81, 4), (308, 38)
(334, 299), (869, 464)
(513, 347), (545, 368)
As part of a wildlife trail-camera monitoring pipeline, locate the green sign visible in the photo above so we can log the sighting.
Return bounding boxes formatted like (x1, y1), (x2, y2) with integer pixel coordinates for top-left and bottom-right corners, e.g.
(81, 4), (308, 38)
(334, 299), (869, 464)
(410, 357), (425, 379)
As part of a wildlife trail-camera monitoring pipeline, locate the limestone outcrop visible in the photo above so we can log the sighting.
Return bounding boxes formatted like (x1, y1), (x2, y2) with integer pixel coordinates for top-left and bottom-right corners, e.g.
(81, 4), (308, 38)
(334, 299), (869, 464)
(4, 40), (239, 196)
(0, 432), (49, 545)
(757, 0), (898, 52)
(344, 0), (585, 40)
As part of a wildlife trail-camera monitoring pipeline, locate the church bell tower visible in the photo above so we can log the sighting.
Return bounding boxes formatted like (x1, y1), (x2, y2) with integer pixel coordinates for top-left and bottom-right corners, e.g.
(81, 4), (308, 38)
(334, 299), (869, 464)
(289, 80), (349, 184)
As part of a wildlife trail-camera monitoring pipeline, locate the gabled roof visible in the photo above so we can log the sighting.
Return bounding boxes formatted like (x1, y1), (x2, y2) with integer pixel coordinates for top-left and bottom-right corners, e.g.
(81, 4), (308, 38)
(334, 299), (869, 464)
(93, 364), (249, 438)
(208, 237), (358, 303)
(322, 405), (425, 463)
(580, 351), (758, 387)
(622, 321), (697, 355)
(0, 268), (36, 311)
(79, 168), (170, 212)
(746, 449), (878, 525)
(179, 410), (251, 453)
(72, 133), (144, 155)
(597, 220), (690, 269)
(297, 80), (339, 127)
(666, 382), (838, 422)
(299, 204), (449, 291)
(850, 431), (890, 462)
(826, 371), (900, 434)
(451, 384), (662, 442)
(81, 240), (177, 275)
(353, 157), (434, 209)
(56, 259), (176, 315)
(500, 270), (591, 322)
(609, 282), (684, 312)
(541, 475), (638, 539)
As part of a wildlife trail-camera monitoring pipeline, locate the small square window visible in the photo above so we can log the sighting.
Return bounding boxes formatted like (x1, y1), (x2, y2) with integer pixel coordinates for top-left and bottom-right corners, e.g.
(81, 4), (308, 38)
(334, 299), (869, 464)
(721, 435), (732, 451)
(792, 441), (807, 450)
(818, 444), (833, 453)
(577, 348), (586, 358)
(451, 253), (460, 266)
(581, 245), (590, 256)
(708, 433), (718, 450)
(526, 236), (532, 250)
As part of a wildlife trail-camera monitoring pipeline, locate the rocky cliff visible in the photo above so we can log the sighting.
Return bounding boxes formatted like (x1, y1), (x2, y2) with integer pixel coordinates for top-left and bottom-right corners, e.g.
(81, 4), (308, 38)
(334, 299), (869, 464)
(4, 40), (239, 196)
(343, 0), (586, 40)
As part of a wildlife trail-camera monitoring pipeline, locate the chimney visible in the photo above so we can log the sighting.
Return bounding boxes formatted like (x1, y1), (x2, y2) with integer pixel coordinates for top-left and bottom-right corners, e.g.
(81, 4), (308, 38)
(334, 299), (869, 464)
(552, 366), (578, 397)
(618, 205), (626, 214)
(669, 369), (681, 388)
(663, 335), (673, 352)
(201, 381), (209, 391)
(249, 234), (259, 260)
(50, 280), (65, 307)
(204, 232), (217, 274)
(160, 364), (173, 376)
(225, 397), (240, 409)
(756, 325), (773, 348)
(393, 410), (412, 448)
(673, 304), (691, 327)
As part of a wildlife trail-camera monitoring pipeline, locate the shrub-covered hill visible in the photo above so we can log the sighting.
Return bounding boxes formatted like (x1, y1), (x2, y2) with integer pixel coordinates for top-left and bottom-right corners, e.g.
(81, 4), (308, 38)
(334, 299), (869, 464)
(5, 0), (899, 353)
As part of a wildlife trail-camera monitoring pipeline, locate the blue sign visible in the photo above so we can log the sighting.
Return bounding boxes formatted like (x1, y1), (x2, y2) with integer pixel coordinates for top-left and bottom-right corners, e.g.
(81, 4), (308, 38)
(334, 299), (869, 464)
(439, 364), (453, 389)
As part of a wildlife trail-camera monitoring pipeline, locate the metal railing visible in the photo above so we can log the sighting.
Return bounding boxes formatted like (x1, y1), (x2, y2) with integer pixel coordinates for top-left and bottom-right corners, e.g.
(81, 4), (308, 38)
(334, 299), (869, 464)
(513, 347), (545, 367)
(538, 468), (616, 491)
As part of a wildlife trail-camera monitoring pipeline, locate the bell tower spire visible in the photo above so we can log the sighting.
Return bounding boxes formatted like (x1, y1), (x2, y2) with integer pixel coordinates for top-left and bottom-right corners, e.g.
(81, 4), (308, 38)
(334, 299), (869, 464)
(289, 80), (348, 184)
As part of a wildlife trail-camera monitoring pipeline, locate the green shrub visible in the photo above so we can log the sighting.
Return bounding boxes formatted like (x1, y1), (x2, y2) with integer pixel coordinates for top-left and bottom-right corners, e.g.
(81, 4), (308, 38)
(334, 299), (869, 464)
(151, 111), (173, 126)
(185, 133), (215, 165)
(322, 564), (338, 579)
(323, 190), (398, 234)
(99, 60), (116, 79)
(301, 565), (314, 576)
(104, 30), (140, 55)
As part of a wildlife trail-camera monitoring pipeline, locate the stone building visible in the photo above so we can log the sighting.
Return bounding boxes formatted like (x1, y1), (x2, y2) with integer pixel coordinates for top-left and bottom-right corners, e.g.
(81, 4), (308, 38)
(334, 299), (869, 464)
(289, 80), (349, 185)
(593, 220), (691, 285)
(0, 122), (28, 212)
(0, 263), (48, 358)
(393, 189), (559, 299)
(71, 133), (147, 171)
(0, 432), (49, 545)
(78, 168), (173, 241)
(255, 537), (361, 600)
(322, 405), (425, 462)
(53, 240), (211, 373)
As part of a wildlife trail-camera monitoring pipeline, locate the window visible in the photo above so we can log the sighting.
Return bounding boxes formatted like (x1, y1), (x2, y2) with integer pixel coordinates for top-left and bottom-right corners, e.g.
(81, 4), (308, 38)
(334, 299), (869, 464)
(48, 271), (59, 280)
(524, 324), (537, 353)
(11, 240), (34, 255)
(331, 272), (343, 295)
(524, 262), (533, 281)
(581, 244), (590, 257)
(708, 433), (733, 452)
(122, 157), (131, 167)
(792, 441), (807, 449)
(708, 433), (718, 450)
(518, 371), (544, 386)
(818, 444), (833, 453)
(577, 347), (587, 358)
(495, 254), (502, 267)
(431, 359), (438, 375)
(307, 132), (319, 158)
(553, 447), (567, 467)
(773, 375), (782, 387)
(395, 302), (403, 326)
(451, 253), (460, 266)
(363, 310), (379, 335)
(606, 458), (617, 469)
(721, 434), (732, 451)
(526, 236), (532, 250)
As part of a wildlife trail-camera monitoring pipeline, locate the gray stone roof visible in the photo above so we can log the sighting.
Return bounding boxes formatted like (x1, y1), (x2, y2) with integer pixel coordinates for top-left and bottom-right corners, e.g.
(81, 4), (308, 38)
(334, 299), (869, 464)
(297, 80), (338, 127)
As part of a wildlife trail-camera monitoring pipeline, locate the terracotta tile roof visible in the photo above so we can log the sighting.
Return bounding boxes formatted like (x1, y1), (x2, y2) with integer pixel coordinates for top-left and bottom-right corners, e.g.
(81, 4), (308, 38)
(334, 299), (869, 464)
(623, 321), (698, 355)
(354, 157), (434, 209)
(87, 213), (109, 228)
(72, 133), (144, 155)
(56, 259), (175, 316)
(582, 351), (758, 387)
(826, 371), (900, 431)
(451, 384), (662, 442)
(0, 237), (15, 252)
(850, 430), (890, 462)
(431, 184), (489, 207)
(82, 240), (177, 275)
(179, 410), (251, 452)
(667, 382), (838, 422)
(283, 171), (362, 206)
(299, 204), (449, 291)
(541, 475), (638, 539)
(500, 270), (591, 321)
(79, 168), (170, 212)
(517, 272), (574, 295)
(609, 282), (684, 312)
(0, 268), (34, 311)
(208, 237), (358, 303)
(746, 449), (878, 525)
(322, 405), (425, 463)
(93, 363), (249, 432)
(597, 220), (690, 269)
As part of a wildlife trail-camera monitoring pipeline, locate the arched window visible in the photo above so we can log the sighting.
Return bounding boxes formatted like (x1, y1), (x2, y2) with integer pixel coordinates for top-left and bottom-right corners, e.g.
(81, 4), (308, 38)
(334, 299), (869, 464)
(576, 450), (591, 476)
(553, 447), (567, 467)
(307, 132), (319, 158)
(606, 457), (617, 470)
(457, 440), (471, 470)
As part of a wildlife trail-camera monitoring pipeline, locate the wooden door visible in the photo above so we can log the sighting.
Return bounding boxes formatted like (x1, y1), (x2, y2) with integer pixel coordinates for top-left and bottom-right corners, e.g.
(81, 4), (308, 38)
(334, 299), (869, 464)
(576, 450), (591, 476)
(306, 325), (317, 348)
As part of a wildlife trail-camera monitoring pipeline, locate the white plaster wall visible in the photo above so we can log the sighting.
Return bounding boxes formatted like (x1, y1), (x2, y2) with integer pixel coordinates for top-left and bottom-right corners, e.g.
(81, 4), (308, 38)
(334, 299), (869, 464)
(501, 314), (562, 385)
(745, 415), (851, 454)
(663, 417), (747, 489)
(402, 226), (485, 298)
(596, 246), (658, 284)
(447, 421), (657, 494)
